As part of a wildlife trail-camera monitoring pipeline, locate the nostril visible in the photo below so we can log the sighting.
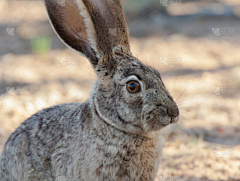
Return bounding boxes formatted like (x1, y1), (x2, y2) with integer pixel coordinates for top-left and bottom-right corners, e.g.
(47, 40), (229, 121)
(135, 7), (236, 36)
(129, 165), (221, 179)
(167, 105), (179, 118)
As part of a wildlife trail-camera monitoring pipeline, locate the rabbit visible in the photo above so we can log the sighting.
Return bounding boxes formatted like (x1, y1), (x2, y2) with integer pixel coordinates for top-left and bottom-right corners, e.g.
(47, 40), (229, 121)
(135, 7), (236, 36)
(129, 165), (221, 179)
(0, 0), (180, 180)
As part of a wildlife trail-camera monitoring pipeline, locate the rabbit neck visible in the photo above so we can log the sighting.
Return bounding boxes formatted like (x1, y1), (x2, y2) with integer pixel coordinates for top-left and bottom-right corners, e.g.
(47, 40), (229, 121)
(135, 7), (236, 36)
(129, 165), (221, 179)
(86, 98), (162, 180)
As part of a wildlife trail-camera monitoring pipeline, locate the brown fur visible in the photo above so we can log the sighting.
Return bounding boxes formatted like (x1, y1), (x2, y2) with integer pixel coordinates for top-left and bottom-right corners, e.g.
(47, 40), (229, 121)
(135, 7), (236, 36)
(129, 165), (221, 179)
(0, 0), (179, 180)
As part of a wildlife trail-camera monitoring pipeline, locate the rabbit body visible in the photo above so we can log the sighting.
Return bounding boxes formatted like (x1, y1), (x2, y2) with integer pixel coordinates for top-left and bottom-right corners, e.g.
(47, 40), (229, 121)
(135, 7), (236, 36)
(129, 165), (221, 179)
(0, 0), (179, 180)
(0, 100), (161, 181)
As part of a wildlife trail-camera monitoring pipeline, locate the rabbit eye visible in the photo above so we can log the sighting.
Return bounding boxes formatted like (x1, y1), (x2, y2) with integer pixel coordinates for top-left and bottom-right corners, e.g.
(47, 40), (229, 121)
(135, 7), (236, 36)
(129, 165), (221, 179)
(126, 81), (141, 93)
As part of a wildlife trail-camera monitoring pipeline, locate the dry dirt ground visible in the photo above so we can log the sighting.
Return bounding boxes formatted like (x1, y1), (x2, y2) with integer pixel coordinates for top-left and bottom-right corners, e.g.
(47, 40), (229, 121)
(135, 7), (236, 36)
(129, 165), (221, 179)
(0, 0), (240, 180)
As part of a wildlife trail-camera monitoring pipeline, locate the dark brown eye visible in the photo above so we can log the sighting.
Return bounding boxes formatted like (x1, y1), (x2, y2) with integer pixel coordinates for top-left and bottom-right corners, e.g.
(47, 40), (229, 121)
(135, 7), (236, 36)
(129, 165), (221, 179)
(126, 81), (141, 93)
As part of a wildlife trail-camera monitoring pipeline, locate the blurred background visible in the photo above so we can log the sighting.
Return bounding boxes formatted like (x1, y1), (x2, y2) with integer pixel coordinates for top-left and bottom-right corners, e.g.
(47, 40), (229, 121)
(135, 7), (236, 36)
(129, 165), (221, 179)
(0, 0), (240, 180)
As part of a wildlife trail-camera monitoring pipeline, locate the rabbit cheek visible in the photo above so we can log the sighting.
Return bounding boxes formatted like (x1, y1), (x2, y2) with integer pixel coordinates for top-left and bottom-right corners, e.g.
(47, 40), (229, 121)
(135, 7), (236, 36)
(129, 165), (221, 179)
(115, 86), (143, 121)
(116, 98), (142, 123)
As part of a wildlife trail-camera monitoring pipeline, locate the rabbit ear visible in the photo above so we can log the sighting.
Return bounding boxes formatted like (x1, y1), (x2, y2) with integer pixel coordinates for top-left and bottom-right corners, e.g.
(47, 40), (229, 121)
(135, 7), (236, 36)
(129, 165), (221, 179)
(90, 0), (131, 53)
(44, 0), (130, 78)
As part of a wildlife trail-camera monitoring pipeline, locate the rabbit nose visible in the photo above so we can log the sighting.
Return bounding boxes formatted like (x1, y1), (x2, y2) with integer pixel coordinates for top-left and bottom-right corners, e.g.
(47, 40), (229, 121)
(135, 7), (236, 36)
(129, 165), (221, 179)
(167, 104), (179, 119)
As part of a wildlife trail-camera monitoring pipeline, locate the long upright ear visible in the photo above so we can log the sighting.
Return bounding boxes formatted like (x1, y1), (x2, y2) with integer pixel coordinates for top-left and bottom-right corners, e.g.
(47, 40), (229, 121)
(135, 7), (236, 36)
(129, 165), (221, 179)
(43, 0), (131, 78)
(90, 0), (130, 52)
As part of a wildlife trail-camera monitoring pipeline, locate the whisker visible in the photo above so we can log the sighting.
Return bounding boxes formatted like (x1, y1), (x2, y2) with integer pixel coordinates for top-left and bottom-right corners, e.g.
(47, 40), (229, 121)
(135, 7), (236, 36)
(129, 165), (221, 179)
(177, 119), (197, 137)
(177, 108), (188, 112)
(176, 109), (188, 114)
(179, 114), (192, 122)
(149, 123), (155, 133)
(141, 120), (155, 135)
(139, 138), (145, 157)
(178, 104), (193, 109)
(192, 97), (212, 109)
(175, 80), (193, 102)
(177, 96), (200, 105)
(126, 134), (143, 159)
(178, 112), (188, 118)
(119, 142), (131, 165)
(110, 133), (130, 157)
(145, 120), (156, 155)
(140, 115), (155, 127)
(131, 119), (155, 149)
(120, 119), (155, 164)
(147, 138), (149, 154)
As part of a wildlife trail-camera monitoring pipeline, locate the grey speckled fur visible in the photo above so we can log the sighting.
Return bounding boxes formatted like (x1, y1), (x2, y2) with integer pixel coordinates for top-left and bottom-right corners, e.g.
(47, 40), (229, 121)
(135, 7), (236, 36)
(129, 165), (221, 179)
(0, 0), (179, 180)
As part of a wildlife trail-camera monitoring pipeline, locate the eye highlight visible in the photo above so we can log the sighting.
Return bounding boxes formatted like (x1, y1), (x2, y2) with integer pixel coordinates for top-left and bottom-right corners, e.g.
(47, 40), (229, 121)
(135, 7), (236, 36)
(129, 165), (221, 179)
(126, 81), (141, 93)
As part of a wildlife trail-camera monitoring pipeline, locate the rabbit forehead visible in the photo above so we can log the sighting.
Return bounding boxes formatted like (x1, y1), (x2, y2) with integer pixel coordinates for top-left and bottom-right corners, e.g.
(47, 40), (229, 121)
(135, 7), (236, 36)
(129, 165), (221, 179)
(114, 59), (164, 89)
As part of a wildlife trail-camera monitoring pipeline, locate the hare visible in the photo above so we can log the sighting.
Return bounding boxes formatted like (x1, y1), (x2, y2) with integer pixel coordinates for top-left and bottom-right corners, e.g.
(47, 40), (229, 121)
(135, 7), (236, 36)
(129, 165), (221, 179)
(0, 0), (179, 180)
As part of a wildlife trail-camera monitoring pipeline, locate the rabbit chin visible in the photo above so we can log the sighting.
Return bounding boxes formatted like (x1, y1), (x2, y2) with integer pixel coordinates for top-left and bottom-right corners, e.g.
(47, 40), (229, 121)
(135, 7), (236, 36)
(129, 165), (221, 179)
(141, 108), (175, 133)
(144, 116), (172, 132)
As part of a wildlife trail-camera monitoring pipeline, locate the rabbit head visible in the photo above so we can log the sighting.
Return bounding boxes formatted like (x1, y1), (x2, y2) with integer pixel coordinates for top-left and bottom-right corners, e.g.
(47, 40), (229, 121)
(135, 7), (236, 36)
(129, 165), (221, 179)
(44, 0), (179, 135)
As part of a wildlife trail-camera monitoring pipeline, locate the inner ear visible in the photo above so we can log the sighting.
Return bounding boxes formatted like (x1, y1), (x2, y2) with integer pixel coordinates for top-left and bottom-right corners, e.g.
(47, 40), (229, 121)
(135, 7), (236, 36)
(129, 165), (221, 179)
(44, 0), (130, 79)
(44, 0), (99, 62)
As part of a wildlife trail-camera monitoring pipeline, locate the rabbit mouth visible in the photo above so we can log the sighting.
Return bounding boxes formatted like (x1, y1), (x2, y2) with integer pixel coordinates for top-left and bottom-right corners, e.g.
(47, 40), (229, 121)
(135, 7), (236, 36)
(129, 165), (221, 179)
(171, 116), (179, 123)
(141, 106), (179, 132)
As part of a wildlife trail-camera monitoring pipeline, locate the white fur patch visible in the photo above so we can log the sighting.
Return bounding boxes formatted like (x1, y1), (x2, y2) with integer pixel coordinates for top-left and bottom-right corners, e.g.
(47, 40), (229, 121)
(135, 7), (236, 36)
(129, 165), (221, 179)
(75, 0), (102, 59)
(43, 0), (90, 60)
